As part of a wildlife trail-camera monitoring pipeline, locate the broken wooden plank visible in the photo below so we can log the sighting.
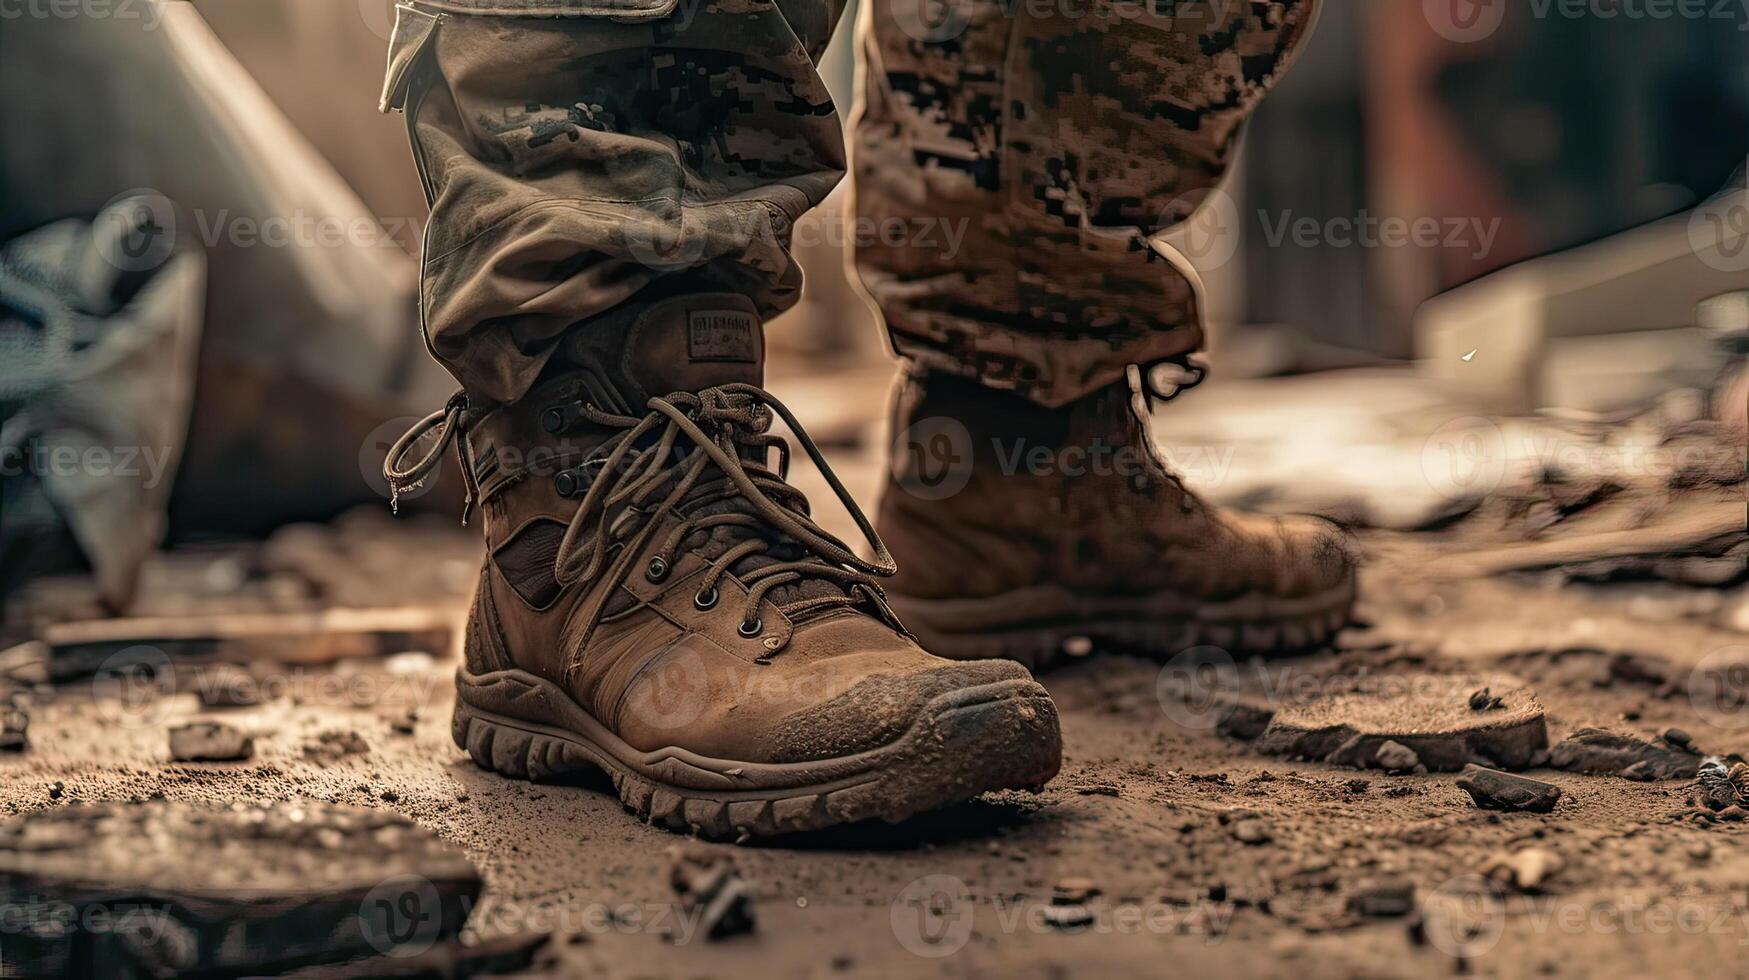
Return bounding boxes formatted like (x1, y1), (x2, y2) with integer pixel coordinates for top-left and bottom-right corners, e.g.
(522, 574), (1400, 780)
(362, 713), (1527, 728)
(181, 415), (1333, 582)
(1424, 498), (1745, 580)
(40, 606), (459, 681)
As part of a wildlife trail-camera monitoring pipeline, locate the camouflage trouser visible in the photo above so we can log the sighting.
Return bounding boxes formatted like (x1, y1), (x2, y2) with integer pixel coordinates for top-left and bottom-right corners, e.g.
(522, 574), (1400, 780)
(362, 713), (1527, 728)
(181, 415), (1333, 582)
(381, 0), (1317, 407)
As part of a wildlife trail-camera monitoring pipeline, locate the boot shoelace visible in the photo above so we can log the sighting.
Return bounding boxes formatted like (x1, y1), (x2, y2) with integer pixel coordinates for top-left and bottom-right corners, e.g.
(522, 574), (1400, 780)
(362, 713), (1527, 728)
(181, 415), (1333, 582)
(386, 383), (899, 675)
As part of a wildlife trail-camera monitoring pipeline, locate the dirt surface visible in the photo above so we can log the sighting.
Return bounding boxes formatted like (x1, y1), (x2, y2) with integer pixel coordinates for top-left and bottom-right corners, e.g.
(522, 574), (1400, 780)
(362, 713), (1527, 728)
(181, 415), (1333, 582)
(1, 411), (1746, 978)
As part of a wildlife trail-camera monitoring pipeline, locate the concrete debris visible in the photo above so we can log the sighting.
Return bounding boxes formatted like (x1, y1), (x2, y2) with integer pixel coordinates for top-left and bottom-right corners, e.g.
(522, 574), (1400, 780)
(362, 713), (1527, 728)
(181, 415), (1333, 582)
(668, 846), (755, 941)
(1482, 848), (1564, 892)
(1548, 728), (1702, 781)
(1456, 765), (1562, 813)
(1251, 674), (1547, 772)
(168, 721), (253, 762)
(0, 801), (481, 976)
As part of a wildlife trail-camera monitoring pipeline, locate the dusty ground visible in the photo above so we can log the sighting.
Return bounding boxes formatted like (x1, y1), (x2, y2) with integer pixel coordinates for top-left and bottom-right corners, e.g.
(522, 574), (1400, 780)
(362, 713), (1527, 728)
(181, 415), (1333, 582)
(1, 377), (1745, 979)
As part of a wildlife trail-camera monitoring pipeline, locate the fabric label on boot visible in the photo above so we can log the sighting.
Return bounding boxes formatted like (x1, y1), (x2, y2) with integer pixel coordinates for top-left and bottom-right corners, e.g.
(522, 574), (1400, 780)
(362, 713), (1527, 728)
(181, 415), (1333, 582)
(687, 310), (759, 364)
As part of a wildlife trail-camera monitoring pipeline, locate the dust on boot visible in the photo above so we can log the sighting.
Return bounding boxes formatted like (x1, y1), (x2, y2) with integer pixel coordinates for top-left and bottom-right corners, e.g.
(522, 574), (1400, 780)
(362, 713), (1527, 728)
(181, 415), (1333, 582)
(388, 296), (1062, 840)
(880, 367), (1358, 671)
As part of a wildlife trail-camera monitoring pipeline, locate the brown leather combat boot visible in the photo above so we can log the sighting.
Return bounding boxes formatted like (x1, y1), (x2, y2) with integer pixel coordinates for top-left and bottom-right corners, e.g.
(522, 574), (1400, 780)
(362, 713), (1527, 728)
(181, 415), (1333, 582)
(880, 368), (1358, 671)
(388, 296), (1061, 839)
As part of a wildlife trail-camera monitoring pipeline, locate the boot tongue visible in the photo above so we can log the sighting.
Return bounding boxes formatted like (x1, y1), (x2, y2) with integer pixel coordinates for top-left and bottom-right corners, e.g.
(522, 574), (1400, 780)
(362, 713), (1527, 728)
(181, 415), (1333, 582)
(616, 293), (764, 403)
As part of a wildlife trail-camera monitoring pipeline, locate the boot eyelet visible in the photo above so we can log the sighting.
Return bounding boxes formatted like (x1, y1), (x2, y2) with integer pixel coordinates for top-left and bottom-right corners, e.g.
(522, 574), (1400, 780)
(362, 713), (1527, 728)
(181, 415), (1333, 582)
(553, 470), (579, 498)
(738, 618), (764, 638)
(645, 557), (669, 582)
(694, 587), (720, 611)
(541, 407), (566, 434)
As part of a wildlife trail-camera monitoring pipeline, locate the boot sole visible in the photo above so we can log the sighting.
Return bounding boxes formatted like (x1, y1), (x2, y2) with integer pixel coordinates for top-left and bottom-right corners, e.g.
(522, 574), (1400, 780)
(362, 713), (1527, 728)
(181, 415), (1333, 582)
(452, 668), (1061, 841)
(891, 574), (1358, 672)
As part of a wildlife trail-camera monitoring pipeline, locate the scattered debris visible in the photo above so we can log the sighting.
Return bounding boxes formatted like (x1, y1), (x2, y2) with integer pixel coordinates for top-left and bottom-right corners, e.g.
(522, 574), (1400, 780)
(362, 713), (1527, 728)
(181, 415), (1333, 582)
(168, 721), (254, 762)
(47, 781), (64, 801)
(0, 801), (480, 976)
(1250, 674), (1547, 772)
(668, 846), (755, 941)
(1548, 728), (1702, 781)
(1347, 877), (1416, 918)
(1456, 765), (1562, 813)
(1482, 848), (1564, 892)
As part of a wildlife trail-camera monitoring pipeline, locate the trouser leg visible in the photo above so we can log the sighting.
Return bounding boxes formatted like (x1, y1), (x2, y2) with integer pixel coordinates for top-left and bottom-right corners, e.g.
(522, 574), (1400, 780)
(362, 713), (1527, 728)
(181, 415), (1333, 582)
(384, 0), (849, 405)
(853, 0), (1320, 407)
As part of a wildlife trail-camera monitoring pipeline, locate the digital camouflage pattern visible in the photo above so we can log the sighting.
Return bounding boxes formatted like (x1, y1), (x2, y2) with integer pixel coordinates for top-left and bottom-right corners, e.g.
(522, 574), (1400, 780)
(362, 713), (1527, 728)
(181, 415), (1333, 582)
(856, 0), (1318, 405)
(383, 0), (1317, 406)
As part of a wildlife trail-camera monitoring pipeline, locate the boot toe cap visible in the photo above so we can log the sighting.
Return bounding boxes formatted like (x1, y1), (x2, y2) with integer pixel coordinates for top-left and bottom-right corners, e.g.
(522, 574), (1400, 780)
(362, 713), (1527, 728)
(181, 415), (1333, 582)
(766, 659), (1052, 764)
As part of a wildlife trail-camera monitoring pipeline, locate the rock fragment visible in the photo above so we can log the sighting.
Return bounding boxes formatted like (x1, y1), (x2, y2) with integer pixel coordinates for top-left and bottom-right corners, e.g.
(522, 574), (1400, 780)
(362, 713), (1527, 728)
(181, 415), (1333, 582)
(1374, 740), (1421, 773)
(0, 696), (28, 752)
(1548, 728), (1702, 781)
(1468, 688), (1503, 712)
(1482, 848), (1563, 892)
(1041, 904), (1095, 929)
(1053, 877), (1100, 904)
(1697, 759), (1738, 810)
(668, 846), (755, 941)
(1252, 674), (1547, 772)
(0, 801), (480, 976)
(1230, 819), (1272, 845)
(1455, 765), (1562, 813)
(168, 721), (253, 762)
